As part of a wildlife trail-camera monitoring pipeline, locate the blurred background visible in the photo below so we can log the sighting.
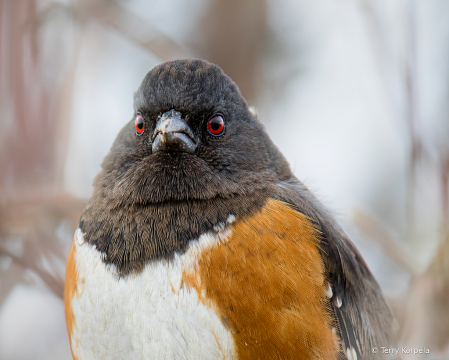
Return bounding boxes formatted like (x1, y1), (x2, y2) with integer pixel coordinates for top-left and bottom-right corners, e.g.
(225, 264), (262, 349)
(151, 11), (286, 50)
(0, 0), (448, 359)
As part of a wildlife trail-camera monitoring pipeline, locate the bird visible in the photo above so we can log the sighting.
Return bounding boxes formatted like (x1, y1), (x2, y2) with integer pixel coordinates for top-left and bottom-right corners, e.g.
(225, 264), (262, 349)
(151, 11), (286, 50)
(64, 59), (395, 360)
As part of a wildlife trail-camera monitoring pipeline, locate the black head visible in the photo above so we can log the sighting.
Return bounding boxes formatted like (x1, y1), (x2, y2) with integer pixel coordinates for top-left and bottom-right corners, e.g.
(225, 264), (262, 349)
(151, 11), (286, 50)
(94, 59), (292, 205)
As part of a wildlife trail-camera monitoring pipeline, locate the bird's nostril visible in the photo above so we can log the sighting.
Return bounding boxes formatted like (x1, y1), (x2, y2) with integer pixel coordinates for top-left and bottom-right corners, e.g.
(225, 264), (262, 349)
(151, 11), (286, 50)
(152, 110), (196, 154)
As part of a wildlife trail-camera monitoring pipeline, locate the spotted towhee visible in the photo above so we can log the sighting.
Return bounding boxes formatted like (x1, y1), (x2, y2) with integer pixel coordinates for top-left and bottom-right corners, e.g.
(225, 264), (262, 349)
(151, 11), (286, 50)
(64, 59), (395, 360)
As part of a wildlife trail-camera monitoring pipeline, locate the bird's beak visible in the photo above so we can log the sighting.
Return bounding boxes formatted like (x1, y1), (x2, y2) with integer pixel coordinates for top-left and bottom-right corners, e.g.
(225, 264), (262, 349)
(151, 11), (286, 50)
(151, 110), (196, 154)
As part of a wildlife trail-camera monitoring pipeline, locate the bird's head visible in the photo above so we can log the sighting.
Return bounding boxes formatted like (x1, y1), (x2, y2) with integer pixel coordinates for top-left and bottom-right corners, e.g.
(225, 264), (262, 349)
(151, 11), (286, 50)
(94, 59), (292, 205)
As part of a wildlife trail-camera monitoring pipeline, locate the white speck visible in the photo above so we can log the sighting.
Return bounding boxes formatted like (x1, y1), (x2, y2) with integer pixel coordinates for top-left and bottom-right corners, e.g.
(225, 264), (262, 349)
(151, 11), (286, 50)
(248, 106), (258, 118)
(75, 228), (84, 245)
(213, 222), (225, 232)
(226, 214), (236, 224)
(325, 282), (333, 298)
(245, 342), (248, 346)
(335, 296), (342, 308)
(331, 327), (340, 351)
(346, 347), (357, 360)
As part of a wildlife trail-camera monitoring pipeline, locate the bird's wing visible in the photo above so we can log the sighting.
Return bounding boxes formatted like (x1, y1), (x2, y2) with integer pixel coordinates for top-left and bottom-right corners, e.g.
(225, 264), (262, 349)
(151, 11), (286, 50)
(274, 179), (397, 360)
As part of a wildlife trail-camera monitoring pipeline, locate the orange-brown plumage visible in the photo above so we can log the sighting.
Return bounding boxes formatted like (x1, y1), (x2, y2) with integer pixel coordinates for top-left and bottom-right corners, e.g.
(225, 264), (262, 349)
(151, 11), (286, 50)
(64, 240), (79, 360)
(183, 199), (338, 360)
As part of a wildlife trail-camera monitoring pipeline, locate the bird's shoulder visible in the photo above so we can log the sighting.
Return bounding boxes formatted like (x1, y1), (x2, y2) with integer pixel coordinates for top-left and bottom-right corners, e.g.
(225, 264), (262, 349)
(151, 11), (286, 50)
(272, 179), (397, 360)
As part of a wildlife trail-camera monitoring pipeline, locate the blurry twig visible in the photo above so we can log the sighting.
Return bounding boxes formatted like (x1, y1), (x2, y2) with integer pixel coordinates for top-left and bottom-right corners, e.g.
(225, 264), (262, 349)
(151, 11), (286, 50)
(193, 0), (268, 102)
(40, 0), (190, 61)
(353, 209), (417, 276)
(0, 193), (87, 301)
(442, 155), (449, 224)
(360, 0), (449, 356)
(0, 246), (64, 299)
(362, 0), (425, 226)
(399, 234), (449, 355)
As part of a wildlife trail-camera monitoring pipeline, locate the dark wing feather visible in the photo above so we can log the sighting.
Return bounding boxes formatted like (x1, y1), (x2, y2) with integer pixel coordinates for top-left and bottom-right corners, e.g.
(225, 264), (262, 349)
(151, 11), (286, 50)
(274, 179), (397, 360)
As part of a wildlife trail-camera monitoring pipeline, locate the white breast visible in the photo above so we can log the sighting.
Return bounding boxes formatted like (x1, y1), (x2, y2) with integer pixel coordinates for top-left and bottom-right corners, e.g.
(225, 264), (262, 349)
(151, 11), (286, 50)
(69, 228), (236, 360)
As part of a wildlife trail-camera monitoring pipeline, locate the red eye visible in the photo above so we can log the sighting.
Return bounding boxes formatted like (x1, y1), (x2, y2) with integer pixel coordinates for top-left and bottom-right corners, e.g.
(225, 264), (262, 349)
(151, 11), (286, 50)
(207, 115), (225, 136)
(135, 114), (145, 135)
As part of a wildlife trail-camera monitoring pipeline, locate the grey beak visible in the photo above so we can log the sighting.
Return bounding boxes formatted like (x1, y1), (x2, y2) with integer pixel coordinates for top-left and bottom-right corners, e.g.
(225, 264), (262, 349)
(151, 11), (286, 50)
(152, 110), (196, 154)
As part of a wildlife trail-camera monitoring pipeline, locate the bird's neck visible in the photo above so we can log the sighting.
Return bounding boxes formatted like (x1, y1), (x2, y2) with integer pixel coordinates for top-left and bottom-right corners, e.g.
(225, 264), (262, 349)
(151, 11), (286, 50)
(78, 189), (272, 275)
